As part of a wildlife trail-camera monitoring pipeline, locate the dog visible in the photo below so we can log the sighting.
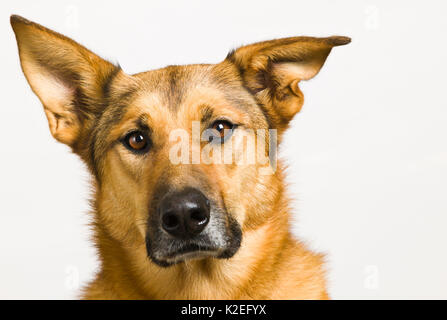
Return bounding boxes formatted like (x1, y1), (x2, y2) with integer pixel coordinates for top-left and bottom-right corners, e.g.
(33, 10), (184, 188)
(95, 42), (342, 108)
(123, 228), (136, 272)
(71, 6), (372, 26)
(11, 14), (349, 299)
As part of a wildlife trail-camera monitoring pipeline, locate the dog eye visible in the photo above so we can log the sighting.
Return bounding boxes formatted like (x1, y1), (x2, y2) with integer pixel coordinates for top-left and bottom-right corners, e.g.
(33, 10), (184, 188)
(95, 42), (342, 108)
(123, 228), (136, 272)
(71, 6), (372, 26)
(210, 120), (235, 142)
(123, 131), (150, 153)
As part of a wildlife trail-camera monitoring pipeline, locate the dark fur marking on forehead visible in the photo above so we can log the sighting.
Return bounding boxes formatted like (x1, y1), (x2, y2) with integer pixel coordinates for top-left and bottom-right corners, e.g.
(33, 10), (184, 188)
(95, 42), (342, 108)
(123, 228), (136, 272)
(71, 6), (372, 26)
(165, 66), (187, 111)
(200, 105), (214, 123)
(135, 114), (151, 132)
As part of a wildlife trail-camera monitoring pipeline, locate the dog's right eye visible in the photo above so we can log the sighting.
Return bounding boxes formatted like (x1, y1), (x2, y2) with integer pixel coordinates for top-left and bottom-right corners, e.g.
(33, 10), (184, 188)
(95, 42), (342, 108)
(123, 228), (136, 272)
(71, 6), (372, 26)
(123, 131), (150, 153)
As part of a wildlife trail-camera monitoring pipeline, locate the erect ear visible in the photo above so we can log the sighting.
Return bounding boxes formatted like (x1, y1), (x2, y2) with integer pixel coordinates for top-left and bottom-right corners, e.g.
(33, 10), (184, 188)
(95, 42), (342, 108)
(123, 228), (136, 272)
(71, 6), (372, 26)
(10, 15), (119, 148)
(226, 36), (350, 126)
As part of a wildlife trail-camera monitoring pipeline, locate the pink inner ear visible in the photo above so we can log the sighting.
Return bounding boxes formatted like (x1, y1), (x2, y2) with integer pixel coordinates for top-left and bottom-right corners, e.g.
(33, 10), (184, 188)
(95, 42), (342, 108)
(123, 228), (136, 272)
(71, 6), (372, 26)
(24, 61), (75, 113)
(273, 62), (320, 82)
(22, 61), (80, 145)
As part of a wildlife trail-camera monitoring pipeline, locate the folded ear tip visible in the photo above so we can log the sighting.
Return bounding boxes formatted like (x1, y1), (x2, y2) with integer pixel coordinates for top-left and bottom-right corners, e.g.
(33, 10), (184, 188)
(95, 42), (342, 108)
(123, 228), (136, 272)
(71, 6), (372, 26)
(10, 14), (30, 26)
(327, 36), (351, 46)
(10, 15), (35, 35)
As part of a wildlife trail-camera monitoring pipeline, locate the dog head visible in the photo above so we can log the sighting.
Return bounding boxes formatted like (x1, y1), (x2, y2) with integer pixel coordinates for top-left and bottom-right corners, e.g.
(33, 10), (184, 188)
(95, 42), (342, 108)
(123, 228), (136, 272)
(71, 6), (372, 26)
(11, 15), (349, 267)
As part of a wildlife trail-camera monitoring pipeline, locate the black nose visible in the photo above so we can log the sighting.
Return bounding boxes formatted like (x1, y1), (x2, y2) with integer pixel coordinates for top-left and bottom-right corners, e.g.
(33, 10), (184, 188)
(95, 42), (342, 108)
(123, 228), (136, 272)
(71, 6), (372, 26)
(159, 188), (210, 239)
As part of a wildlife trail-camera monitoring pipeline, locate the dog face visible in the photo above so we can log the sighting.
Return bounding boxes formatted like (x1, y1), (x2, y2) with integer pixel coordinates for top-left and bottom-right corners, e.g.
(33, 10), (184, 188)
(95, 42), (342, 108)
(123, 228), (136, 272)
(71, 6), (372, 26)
(11, 15), (349, 267)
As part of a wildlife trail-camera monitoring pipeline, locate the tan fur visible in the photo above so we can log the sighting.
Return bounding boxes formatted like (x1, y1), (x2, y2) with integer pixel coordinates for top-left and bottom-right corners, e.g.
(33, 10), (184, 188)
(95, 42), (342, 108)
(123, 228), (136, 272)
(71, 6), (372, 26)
(11, 14), (349, 300)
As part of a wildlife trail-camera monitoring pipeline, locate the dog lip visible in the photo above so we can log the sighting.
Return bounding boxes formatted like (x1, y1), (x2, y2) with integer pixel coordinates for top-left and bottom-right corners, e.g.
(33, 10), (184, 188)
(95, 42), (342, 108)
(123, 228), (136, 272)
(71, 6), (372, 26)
(166, 243), (218, 258)
(149, 243), (220, 266)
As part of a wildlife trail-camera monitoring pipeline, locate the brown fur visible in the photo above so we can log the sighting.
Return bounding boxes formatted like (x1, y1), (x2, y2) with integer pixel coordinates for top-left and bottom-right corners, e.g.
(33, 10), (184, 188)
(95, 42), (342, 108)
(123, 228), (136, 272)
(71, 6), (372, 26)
(11, 14), (349, 300)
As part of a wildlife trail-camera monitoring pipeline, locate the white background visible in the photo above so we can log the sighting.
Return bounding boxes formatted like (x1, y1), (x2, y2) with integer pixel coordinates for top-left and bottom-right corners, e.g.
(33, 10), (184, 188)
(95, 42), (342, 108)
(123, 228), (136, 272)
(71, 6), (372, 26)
(1, 0), (446, 299)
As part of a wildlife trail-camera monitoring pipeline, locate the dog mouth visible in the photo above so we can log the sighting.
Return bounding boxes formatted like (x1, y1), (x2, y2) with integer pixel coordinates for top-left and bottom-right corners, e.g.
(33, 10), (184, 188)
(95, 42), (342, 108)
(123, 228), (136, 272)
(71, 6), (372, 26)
(167, 243), (221, 261)
(149, 242), (222, 267)
(168, 243), (217, 256)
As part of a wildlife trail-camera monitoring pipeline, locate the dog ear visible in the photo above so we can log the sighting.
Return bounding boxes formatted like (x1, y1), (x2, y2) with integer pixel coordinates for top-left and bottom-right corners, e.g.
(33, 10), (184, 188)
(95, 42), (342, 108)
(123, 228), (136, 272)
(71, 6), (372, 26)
(10, 15), (119, 147)
(226, 36), (350, 126)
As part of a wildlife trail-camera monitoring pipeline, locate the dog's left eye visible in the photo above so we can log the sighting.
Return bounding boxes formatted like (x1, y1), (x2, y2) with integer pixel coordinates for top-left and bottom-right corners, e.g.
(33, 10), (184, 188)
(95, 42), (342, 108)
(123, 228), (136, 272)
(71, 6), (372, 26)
(210, 120), (235, 143)
(123, 131), (150, 153)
